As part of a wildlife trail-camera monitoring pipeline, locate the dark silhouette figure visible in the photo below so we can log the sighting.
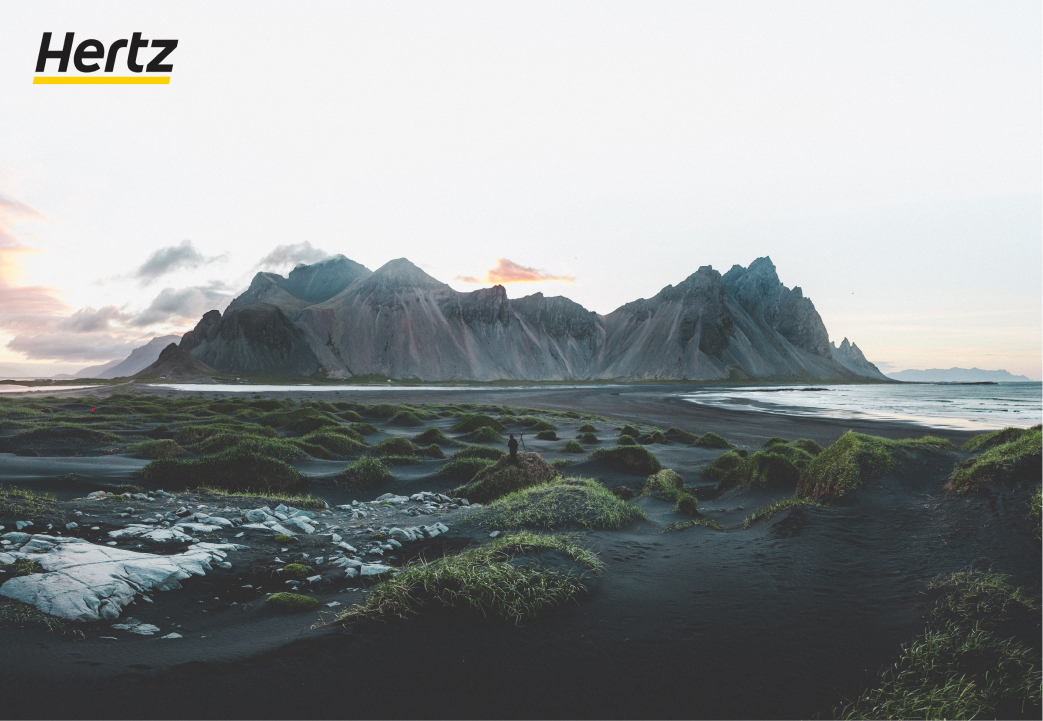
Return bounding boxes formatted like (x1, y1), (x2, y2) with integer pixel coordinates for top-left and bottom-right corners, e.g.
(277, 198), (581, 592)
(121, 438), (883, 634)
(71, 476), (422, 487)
(508, 434), (519, 464)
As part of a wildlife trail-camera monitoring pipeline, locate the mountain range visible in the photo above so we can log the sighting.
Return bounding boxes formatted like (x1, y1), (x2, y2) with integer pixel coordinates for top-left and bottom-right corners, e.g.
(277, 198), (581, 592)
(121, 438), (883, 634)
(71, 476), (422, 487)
(135, 255), (887, 382)
(886, 368), (1034, 383)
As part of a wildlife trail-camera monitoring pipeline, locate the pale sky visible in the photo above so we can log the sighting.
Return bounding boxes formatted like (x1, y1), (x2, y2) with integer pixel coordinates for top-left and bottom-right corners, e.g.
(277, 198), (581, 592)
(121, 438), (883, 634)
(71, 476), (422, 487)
(0, 1), (1039, 378)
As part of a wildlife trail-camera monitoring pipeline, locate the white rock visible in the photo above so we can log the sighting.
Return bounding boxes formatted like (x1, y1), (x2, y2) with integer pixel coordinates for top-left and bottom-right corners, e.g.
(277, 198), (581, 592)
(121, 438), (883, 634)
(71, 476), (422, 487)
(306, 575), (321, 583)
(21, 537), (57, 554)
(284, 517), (315, 534)
(0, 537), (244, 622)
(15, 521), (33, 531)
(0, 552), (16, 565)
(65, 522), (79, 530)
(3, 532), (31, 545)
(243, 509), (269, 523)
(217, 561), (232, 569)
(489, 531), (502, 538)
(159, 632), (182, 639)
(343, 567), (359, 578)
(175, 523), (222, 534)
(86, 491), (106, 499)
(108, 525), (195, 544)
(326, 601), (341, 607)
(360, 564), (392, 576)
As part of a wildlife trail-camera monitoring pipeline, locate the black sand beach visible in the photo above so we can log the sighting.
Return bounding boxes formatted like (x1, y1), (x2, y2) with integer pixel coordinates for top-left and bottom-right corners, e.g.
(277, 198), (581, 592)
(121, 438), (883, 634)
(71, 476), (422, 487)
(0, 383), (1038, 719)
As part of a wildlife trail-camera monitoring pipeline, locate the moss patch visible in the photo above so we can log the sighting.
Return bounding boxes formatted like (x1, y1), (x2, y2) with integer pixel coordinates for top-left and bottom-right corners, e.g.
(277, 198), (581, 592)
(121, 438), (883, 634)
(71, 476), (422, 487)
(693, 432), (730, 449)
(439, 456), (496, 482)
(640, 469), (700, 515)
(283, 563), (308, 578)
(664, 518), (724, 533)
(373, 436), (416, 457)
(462, 427), (506, 444)
(561, 440), (584, 453)
(704, 439), (821, 491)
(535, 430), (558, 441)
(266, 593), (320, 612)
(0, 487), (58, 521)
(412, 427), (461, 447)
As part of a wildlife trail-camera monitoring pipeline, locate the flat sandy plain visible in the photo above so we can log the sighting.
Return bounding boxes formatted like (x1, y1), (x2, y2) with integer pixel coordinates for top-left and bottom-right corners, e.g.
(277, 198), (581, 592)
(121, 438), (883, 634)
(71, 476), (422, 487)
(0, 382), (1038, 719)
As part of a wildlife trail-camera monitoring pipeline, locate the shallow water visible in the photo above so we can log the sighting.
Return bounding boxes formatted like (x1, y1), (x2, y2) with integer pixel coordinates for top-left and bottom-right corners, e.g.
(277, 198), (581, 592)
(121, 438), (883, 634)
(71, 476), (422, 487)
(680, 382), (1042, 431)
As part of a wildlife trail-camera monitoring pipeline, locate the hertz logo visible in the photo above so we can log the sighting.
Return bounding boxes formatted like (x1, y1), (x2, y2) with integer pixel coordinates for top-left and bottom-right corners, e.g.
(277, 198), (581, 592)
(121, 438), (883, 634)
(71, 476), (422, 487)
(34, 32), (177, 84)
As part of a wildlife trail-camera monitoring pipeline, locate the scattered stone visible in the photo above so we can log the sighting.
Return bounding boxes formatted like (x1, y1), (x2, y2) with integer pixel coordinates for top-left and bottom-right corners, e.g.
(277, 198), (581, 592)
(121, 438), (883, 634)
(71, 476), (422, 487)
(360, 564), (392, 577)
(326, 601), (341, 607)
(15, 521), (33, 531)
(159, 632), (182, 639)
(489, 531), (502, 538)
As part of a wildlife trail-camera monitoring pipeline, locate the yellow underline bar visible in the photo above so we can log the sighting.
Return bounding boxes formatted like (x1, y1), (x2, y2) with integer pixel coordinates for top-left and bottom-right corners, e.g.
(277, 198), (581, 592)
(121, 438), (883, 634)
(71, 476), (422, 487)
(33, 76), (170, 85)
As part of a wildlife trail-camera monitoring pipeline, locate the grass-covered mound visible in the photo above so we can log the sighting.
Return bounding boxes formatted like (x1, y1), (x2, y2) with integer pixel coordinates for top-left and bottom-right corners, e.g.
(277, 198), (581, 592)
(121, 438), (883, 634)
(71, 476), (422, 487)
(462, 427), (506, 444)
(694, 432), (730, 449)
(175, 422), (277, 445)
(665, 427), (698, 443)
(412, 427), (462, 447)
(838, 570), (1041, 720)
(452, 452), (560, 503)
(349, 422), (381, 436)
(266, 593), (320, 612)
(535, 430), (558, 441)
(619, 425), (641, 438)
(298, 431), (367, 458)
(373, 436), (416, 457)
(640, 469), (699, 515)
(796, 432), (952, 501)
(561, 440), (584, 453)
(128, 439), (188, 460)
(589, 445), (663, 476)
(577, 432), (598, 444)
(704, 438), (822, 491)
(451, 414), (505, 434)
(389, 411), (423, 426)
(617, 435), (637, 446)
(0, 424), (124, 454)
(344, 456), (393, 486)
(283, 563), (308, 578)
(578, 423), (597, 433)
(337, 531), (601, 625)
(639, 430), (667, 445)
(664, 518), (724, 533)
(478, 477), (645, 530)
(257, 408), (341, 434)
(141, 451), (307, 494)
(338, 409), (364, 422)
(440, 456), (496, 482)
(947, 425), (1041, 494)
(452, 445), (505, 461)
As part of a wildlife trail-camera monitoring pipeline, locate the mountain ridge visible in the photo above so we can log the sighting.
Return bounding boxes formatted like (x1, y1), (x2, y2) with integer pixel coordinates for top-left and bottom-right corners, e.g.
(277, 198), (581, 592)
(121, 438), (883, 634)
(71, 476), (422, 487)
(176, 255), (886, 382)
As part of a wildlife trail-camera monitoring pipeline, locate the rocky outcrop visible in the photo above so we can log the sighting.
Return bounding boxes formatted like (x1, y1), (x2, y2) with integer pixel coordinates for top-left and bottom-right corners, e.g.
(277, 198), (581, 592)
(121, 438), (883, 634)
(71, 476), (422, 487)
(134, 343), (218, 381)
(179, 304), (321, 376)
(830, 338), (889, 380)
(176, 255), (879, 382)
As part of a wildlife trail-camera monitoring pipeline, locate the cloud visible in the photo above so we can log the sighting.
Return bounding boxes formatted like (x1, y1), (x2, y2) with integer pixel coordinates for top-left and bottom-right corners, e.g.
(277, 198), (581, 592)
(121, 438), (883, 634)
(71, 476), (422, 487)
(0, 195), (70, 332)
(131, 282), (233, 327)
(455, 258), (576, 285)
(135, 240), (225, 284)
(56, 305), (133, 333)
(257, 241), (330, 270)
(6, 332), (140, 362)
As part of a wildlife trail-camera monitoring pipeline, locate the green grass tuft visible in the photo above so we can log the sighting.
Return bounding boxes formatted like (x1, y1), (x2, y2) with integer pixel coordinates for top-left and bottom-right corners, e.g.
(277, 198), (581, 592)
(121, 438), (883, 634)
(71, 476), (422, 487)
(639, 430), (667, 445)
(127, 439), (188, 460)
(742, 498), (824, 528)
(796, 432), (952, 501)
(641, 469), (699, 515)
(617, 435), (637, 446)
(665, 427), (698, 443)
(578, 423), (597, 433)
(439, 456), (496, 482)
(560, 440), (584, 453)
(947, 426), (1041, 494)
(451, 414), (506, 433)
(337, 531), (601, 626)
(0, 487), (58, 520)
(192, 486), (328, 510)
(462, 427), (506, 444)
(838, 569), (1041, 720)
(373, 436), (416, 457)
(664, 518), (724, 533)
(535, 430), (558, 441)
(694, 432), (730, 449)
(477, 476), (645, 530)
(344, 456), (393, 487)
(412, 427), (462, 447)
(704, 440), (819, 491)
(141, 451), (307, 494)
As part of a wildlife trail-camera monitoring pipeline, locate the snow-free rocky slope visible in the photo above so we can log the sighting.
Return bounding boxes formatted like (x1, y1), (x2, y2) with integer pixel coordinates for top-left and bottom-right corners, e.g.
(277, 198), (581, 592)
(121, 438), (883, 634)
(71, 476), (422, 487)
(176, 254), (881, 382)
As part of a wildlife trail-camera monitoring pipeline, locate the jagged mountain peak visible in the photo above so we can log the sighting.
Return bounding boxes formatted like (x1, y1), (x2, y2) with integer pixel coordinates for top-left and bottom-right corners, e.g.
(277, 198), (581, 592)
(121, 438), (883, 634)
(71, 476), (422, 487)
(367, 258), (448, 291)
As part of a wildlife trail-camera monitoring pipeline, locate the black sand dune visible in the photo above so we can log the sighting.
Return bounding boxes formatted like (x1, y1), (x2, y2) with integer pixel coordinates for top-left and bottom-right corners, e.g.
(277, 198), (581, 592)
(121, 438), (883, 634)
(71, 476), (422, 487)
(0, 384), (1038, 719)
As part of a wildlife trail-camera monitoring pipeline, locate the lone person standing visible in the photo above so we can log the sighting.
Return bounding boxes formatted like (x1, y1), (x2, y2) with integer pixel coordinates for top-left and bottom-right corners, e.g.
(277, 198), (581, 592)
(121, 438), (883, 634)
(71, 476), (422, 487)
(507, 434), (519, 464)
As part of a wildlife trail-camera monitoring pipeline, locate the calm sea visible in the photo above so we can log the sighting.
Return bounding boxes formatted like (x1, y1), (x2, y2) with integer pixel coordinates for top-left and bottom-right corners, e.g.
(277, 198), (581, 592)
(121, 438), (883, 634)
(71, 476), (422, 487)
(679, 382), (1042, 431)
